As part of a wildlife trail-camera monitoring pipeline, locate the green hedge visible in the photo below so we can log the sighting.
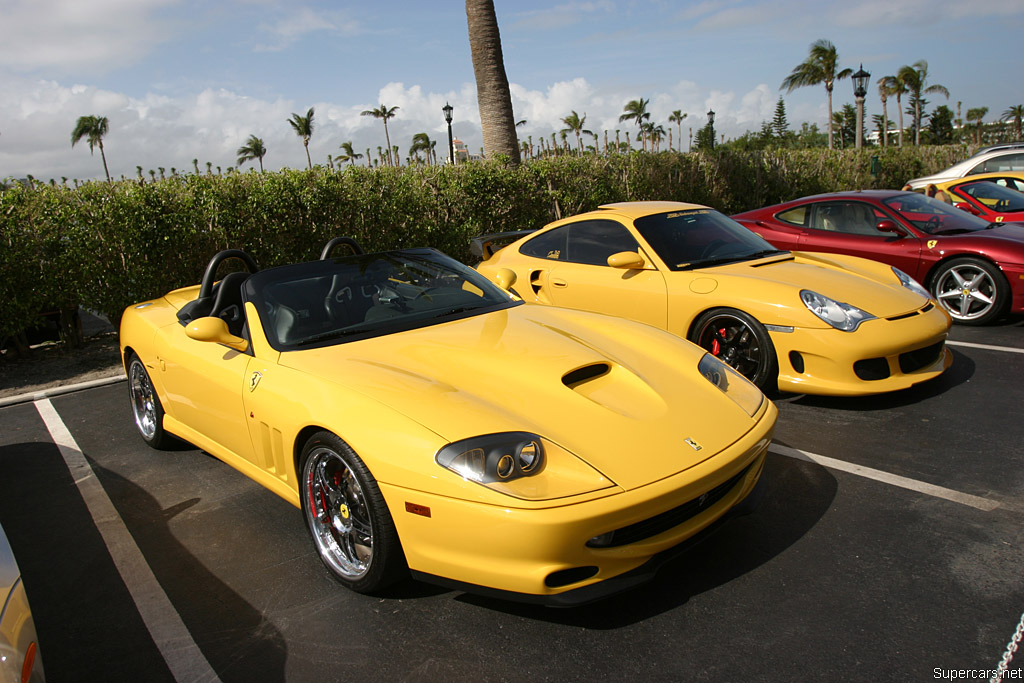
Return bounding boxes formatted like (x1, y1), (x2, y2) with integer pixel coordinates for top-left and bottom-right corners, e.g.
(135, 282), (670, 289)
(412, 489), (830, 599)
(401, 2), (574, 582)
(0, 145), (967, 341)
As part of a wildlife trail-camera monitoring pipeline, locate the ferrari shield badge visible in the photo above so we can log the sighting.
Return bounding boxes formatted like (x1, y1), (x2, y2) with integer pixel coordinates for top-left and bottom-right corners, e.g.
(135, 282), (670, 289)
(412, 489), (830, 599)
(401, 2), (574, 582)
(685, 438), (703, 451)
(249, 371), (262, 392)
(927, 240), (938, 249)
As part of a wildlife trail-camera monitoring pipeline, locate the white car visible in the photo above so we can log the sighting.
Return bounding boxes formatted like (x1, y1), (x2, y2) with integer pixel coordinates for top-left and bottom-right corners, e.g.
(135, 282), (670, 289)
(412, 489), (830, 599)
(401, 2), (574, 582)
(0, 523), (44, 683)
(907, 143), (1024, 189)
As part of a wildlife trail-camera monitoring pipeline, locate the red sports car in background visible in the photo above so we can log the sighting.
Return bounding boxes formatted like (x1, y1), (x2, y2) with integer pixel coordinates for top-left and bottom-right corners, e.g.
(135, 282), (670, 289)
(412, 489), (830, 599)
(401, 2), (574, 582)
(732, 191), (1024, 325)
(934, 173), (1024, 224)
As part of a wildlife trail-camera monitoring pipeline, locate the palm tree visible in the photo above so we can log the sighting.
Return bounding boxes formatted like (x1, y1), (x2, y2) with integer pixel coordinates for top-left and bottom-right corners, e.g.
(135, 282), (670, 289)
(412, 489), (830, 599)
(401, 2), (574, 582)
(668, 110), (687, 151)
(287, 107), (315, 168)
(236, 134), (267, 171)
(560, 111), (593, 153)
(876, 76), (897, 148)
(360, 104), (399, 166)
(70, 115), (111, 181)
(967, 107), (989, 145)
(409, 132), (434, 163)
(897, 61), (948, 145)
(619, 98), (650, 151)
(780, 39), (852, 149)
(337, 141), (364, 166)
(645, 123), (667, 152)
(1001, 105), (1024, 140)
(466, 0), (521, 163)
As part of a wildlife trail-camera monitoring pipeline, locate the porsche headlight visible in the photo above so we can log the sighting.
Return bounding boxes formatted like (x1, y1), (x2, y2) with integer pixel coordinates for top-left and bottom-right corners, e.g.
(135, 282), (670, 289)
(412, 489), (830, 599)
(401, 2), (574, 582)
(436, 432), (544, 483)
(435, 432), (614, 500)
(892, 267), (931, 299)
(698, 353), (764, 417)
(800, 290), (875, 332)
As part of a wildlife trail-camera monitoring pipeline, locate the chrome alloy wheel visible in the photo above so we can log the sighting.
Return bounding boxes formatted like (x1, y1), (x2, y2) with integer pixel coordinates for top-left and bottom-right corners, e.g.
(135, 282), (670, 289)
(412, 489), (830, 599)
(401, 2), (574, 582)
(303, 447), (374, 580)
(129, 358), (158, 440)
(933, 261), (999, 322)
(695, 312), (769, 384)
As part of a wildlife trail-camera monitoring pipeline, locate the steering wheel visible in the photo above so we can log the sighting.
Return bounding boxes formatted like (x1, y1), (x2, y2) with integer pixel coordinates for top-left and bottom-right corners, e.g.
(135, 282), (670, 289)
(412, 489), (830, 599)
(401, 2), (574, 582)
(699, 240), (727, 259)
(924, 216), (941, 233)
(198, 249), (259, 300)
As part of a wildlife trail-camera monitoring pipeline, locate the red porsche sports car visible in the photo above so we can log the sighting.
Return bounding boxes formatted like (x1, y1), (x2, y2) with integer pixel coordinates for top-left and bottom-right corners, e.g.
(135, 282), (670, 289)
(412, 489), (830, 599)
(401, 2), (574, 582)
(732, 190), (1024, 325)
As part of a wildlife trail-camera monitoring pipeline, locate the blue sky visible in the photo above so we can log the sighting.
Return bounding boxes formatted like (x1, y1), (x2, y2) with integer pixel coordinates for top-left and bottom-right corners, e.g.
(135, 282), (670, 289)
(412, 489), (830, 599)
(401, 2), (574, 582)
(1, 0), (1022, 181)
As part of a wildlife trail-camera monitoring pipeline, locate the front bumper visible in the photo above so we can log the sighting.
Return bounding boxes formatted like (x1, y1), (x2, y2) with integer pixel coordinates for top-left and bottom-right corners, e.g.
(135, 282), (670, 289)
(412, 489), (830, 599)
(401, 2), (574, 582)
(771, 302), (952, 396)
(380, 402), (776, 604)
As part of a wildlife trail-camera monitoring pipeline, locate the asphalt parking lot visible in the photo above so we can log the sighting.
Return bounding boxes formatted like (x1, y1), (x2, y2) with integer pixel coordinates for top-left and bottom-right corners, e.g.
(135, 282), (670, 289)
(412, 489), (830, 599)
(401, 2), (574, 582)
(1, 320), (1022, 682)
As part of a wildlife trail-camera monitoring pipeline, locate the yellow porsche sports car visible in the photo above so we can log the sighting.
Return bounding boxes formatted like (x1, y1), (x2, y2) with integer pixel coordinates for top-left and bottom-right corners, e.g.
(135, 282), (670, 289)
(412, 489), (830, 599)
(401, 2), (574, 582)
(120, 240), (776, 605)
(473, 201), (953, 396)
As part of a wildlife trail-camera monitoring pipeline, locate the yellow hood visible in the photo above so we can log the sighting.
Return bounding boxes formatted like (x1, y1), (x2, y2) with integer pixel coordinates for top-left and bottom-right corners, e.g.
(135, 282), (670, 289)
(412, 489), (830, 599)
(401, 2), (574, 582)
(280, 305), (764, 490)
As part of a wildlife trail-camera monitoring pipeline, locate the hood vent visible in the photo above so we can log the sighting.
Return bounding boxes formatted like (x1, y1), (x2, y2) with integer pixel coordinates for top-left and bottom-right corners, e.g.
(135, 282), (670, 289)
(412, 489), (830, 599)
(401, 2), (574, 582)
(562, 363), (611, 388)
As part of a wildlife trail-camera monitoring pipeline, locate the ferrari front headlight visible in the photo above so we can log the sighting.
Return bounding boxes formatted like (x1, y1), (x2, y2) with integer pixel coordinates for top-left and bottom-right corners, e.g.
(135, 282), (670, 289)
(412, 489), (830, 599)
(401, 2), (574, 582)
(435, 432), (614, 500)
(698, 353), (764, 417)
(800, 289), (875, 332)
(892, 267), (931, 300)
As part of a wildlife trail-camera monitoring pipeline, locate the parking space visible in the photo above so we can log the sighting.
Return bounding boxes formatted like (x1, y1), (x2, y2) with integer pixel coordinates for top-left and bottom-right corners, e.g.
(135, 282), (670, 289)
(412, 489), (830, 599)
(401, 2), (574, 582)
(1, 322), (1022, 681)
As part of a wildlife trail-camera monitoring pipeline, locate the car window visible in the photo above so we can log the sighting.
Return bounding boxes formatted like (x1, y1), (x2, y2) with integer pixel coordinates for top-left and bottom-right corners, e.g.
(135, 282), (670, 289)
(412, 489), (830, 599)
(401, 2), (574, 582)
(883, 193), (990, 235)
(244, 249), (519, 351)
(632, 209), (782, 271)
(957, 181), (1024, 212)
(775, 206), (807, 227)
(968, 153), (1024, 175)
(565, 220), (640, 266)
(808, 201), (886, 236)
(520, 225), (568, 261)
(993, 177), (1024, 192)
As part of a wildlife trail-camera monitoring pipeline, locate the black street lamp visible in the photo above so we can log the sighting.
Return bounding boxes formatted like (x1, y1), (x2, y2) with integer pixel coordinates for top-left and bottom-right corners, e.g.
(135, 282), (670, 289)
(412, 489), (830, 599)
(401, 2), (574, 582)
(707, 109), (716, 150)
(442, 102), (455, 164)
(852, 64), (870, 149)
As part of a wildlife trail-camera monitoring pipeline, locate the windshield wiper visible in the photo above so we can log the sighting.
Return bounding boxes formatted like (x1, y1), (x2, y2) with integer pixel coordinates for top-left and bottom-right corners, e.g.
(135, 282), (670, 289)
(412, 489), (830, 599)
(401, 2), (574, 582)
(292, 325), (379, 346)
(678, 249), (789, 270)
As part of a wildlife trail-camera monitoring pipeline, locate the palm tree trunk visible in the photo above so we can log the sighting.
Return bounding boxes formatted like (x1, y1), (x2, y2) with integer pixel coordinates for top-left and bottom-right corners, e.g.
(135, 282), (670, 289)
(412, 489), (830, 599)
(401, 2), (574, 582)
(465, 0), (521, 164)
(99, 140), (111, 182)
(897, 94), (904, 148)
(826, 87), (834, 149)
(383, 121), (393, 166)
(304, 140), (312, 169)
(881, 98), (888, 148)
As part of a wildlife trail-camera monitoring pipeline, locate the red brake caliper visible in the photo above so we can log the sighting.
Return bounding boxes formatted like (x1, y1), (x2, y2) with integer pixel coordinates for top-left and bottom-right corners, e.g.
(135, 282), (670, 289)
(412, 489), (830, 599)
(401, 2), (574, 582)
(711, 327), (725, 355)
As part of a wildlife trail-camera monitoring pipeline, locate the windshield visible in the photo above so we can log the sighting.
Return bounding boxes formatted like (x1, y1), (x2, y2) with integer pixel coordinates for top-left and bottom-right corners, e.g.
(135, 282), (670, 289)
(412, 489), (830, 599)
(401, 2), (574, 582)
(633, 209), (788, 271)
(883, 193), (992, 235)
(245, 249), (519, 351)
(953, 180), (1024, 213)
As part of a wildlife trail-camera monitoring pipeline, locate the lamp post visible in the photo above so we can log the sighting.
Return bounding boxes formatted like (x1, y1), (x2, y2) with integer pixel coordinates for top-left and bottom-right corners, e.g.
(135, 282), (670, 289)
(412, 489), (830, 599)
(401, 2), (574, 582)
(707, 109), (715, 150)
(852, 64), (870, 149)
(442, 102), (455, 164)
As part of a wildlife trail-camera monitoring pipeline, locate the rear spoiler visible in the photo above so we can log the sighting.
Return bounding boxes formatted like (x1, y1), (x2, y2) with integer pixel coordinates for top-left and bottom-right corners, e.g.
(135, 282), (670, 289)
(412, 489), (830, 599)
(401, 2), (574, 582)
(469, 230), (536, 261)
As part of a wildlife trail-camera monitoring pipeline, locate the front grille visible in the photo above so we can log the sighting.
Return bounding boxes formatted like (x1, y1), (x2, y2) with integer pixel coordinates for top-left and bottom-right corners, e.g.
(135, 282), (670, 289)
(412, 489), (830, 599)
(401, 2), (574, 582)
(854, 357), (890, 380)
(899, 341), (944, 373)
(587, 462), (753, 548)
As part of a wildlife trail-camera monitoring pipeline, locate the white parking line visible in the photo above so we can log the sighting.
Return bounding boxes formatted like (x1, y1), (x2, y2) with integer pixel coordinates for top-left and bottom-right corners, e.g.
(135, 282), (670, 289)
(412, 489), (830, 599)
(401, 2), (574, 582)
(768, 443), (1000, 511)
(947, 340), (1024, 355)
(34, 398), (221, 683)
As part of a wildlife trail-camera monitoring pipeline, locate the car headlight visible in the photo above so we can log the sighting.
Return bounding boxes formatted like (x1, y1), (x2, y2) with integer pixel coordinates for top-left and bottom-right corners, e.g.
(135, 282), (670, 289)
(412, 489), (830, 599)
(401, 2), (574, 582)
(800, 290), (875, 332)
(892, 267), (931, 300)
(698, 353), (764, 417)
(435, 432), (614, 500)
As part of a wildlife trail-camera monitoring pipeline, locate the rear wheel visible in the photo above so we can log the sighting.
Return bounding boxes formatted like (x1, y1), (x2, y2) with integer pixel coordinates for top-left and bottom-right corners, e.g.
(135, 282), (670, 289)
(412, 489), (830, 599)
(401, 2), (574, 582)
(127, 353), (171, 449)
(930, 257), (1008, 325)
(300, 432), (406, 593)
(690, 308), (777, 391)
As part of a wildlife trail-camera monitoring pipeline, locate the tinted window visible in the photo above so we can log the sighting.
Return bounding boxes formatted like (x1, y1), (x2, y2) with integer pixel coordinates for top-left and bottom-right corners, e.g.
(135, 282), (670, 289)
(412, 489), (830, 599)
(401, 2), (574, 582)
(808, 201), (888, 236)
(883, 193), (990, 235)
(566, 220), (639, 266)
(633, 209), (782, 271)
(776, 206), (808, 227)
(969, 153), (1024, 175)
(520, 226), (568, 261)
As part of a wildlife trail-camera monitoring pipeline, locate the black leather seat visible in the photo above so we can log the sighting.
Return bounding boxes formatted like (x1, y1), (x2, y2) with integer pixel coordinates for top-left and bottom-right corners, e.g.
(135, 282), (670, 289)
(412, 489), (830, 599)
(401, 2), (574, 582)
(210, 271), (249, 337)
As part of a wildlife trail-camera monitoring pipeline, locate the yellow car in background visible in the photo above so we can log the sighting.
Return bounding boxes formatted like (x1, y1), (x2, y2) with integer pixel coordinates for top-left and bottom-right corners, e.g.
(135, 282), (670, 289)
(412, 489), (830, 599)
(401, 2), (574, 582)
(474, 201), (952, 396)
(120, 240), (776, 605)
(931, 171), (1024, 223)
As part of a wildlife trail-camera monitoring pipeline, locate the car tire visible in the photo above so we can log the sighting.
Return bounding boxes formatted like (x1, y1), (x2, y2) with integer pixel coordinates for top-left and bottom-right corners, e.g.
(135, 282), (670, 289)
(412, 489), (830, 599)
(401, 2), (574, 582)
(690, 308), (777, 392)
(300, 432), (407, 594)
(930, 257), (1009, 326)
(127, 352), (172, 449)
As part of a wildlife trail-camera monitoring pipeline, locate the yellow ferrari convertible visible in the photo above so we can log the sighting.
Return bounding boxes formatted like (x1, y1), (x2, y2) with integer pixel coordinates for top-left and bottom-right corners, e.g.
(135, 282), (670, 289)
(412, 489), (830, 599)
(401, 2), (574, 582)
(120, 239), (776, 605)
(474, 201), (953, 396)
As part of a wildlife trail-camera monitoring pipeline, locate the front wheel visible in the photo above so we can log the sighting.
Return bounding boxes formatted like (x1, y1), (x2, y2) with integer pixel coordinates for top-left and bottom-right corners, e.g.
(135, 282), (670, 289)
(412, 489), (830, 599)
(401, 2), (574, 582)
(300, 432), (406, 594)
(930, 257), (1008, 325)
(690, 308), (777, 391)
(127, 353), (171, 449)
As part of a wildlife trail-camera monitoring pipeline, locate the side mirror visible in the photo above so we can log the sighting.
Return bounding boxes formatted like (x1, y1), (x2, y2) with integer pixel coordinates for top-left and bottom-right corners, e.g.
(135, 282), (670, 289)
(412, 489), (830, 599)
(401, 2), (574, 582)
(875, 220), (905, 236)
(186, 317), (249, 352)
(954, 202), (980, 216)
(493, 268), (517, 291)
(607, 251), (646, 269)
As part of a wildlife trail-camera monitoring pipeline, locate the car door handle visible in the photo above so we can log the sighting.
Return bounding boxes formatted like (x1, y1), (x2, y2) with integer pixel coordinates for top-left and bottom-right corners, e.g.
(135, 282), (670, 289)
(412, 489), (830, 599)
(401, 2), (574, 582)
(551, 278), (568, 288)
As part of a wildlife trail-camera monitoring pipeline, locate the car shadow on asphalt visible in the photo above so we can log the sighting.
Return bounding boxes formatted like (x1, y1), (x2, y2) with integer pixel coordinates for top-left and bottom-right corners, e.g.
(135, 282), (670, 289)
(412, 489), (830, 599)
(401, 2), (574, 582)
(453, 452), (837, 626)
(777, 347), (976, 411)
